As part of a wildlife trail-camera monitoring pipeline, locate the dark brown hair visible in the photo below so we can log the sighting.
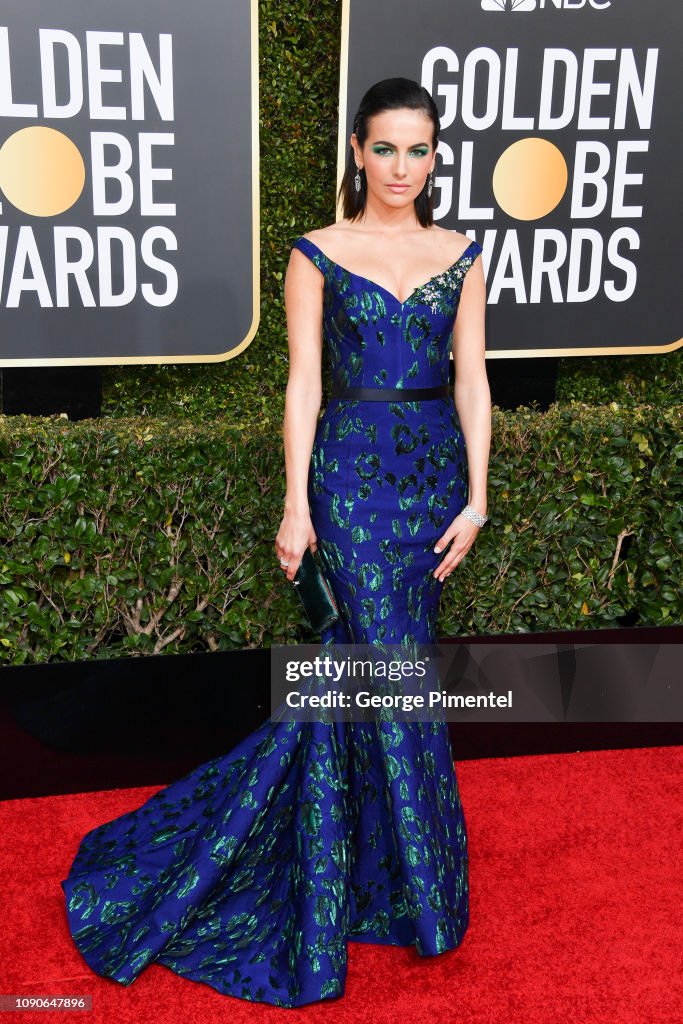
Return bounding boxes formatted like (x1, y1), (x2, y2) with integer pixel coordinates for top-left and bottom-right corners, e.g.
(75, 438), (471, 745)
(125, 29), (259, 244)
(337, 77), (440, 227)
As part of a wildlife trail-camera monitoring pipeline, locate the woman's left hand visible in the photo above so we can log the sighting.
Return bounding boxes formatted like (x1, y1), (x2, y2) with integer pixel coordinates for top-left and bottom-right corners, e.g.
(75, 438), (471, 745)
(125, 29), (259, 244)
(432, 512), (482, 582)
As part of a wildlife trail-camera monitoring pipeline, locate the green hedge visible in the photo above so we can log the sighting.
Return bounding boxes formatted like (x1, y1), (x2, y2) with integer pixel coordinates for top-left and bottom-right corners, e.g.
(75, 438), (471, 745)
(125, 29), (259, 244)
(1, 404), (680, 665)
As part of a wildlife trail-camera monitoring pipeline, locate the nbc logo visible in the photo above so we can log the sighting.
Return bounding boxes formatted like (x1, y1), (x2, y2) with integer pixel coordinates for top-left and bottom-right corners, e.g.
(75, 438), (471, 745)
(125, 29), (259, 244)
(481, 0), (611, 9)
(481, 0), (536, 9)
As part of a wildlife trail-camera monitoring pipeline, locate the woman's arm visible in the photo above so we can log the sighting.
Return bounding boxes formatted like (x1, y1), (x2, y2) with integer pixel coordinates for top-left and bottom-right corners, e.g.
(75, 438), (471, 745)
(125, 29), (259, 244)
(433, 254), (491, 582)
(275, 246), (325, 581)
(452, 256), (491, 517)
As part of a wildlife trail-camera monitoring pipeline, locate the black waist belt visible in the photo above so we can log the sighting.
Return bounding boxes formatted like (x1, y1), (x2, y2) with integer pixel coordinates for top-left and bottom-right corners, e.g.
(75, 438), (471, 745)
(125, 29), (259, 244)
(330, 384), (450, 401)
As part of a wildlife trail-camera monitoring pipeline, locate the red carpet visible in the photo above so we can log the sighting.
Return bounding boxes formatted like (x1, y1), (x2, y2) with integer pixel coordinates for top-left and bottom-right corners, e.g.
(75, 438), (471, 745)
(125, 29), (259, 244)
(1, 745), (681, 1023)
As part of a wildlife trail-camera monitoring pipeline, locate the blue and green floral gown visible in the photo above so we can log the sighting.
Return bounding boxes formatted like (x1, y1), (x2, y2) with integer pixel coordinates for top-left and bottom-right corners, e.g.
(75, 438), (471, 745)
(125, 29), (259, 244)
(61, 233), (483, 1008)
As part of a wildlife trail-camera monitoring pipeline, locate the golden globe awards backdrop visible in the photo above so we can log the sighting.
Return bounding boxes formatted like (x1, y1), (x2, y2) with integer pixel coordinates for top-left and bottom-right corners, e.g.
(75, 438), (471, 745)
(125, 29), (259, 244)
(339, 0), (682, 357)
(0, 0), (259, 365)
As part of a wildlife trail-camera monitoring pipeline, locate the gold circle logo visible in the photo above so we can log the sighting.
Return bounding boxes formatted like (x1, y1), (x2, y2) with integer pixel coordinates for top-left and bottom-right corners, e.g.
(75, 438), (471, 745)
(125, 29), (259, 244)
(0, 126), (85, 217)
(492, 138), (568, 221)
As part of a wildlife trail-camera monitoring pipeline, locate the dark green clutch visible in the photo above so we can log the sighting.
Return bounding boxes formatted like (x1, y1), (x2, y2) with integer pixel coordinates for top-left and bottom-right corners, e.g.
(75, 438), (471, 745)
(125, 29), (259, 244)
(292, 547), (339, 632)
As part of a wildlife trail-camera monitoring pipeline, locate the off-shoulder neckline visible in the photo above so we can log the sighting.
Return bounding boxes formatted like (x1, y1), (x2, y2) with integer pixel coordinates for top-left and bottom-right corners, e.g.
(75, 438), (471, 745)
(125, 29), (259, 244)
(293, 235), (482, 307)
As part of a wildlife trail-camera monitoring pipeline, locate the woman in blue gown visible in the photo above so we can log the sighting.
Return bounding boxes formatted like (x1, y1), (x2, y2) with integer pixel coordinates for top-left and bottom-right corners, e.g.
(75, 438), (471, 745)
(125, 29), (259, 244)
(61, 77), (491, 1008)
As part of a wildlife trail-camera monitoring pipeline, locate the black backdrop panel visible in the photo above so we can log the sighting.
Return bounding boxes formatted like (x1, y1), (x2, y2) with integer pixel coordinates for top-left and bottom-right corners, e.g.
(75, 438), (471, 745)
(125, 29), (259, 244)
(0, 0), (258, 363)
(343, 0), (682, 356)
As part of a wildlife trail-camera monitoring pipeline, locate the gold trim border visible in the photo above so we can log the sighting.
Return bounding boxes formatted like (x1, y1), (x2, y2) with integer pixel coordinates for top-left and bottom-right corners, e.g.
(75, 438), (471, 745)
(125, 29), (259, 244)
(336, 0), (683, 360)
(0, 0), (260, 367)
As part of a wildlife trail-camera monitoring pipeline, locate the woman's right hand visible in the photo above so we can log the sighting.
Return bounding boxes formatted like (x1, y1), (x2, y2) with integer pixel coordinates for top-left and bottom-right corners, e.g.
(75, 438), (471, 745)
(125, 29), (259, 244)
(275, 509), (318, 582)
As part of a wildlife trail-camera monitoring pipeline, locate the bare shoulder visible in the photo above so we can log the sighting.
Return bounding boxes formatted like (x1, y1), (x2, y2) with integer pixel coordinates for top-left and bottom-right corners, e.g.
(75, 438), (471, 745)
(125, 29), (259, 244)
(431, 225), (474, 260)
(303, 222), (350, 244)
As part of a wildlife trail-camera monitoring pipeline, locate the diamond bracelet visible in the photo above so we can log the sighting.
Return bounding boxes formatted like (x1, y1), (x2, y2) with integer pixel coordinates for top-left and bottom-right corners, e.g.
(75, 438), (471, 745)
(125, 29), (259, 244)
(461, 504), (489, 528)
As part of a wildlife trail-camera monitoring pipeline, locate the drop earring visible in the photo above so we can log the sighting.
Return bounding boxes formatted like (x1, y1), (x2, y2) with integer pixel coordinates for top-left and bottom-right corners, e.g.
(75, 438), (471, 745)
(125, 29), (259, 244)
(354, 166), (362, 192)
(427, 171), (434, 198)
